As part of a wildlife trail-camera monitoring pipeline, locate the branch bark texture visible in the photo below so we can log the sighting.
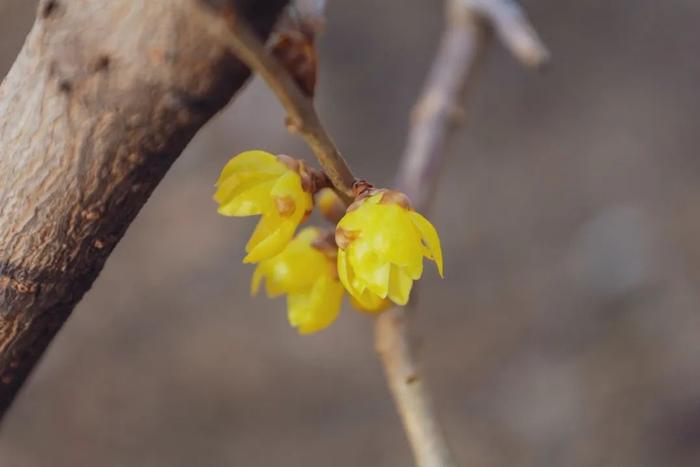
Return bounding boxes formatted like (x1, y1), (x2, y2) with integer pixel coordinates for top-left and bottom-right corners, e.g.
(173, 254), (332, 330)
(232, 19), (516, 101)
(0, 0), (287, 419)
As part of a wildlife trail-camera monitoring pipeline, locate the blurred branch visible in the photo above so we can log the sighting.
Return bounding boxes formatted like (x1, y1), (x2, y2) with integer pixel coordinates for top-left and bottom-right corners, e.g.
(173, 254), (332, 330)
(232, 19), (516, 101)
(376, 1), (549, 466)
(397, 0), (548, 209)
(461, 0), (549, 69)
(194, 3), (356, 203)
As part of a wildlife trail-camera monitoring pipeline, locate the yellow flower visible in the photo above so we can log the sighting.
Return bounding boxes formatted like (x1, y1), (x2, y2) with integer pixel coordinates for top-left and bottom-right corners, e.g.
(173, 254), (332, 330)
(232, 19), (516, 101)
(251, 227), (344, 334)
(214, 150), (313, 263)
(336, 190), (443, 308)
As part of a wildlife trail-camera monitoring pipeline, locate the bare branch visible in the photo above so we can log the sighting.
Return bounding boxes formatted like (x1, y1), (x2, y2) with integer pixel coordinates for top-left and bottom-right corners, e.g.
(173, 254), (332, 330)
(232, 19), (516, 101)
(375, 310), (459, 467)
(396, 4), (490, 211)
(397, 0), (549, 209)
(376, 1), (549, 466)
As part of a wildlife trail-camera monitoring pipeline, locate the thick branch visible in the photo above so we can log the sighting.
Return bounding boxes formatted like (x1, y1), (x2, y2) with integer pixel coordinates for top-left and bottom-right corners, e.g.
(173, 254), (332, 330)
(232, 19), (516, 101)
(376, 1), (549, 466)
(0, 0), (287, 420)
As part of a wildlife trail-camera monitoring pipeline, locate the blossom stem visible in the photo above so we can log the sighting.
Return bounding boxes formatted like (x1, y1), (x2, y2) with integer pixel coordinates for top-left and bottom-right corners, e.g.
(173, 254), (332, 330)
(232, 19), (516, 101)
(193, 4), (356, 204)
(375, 1), (548, 467)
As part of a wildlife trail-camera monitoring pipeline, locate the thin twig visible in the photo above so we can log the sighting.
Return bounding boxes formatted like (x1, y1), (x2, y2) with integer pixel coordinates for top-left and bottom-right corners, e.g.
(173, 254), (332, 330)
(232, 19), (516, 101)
(192, 4), (356, 203)
(461, 0), (549, 69)
(375, 309), (459, 467)
(376, 1), (549, 467)
(396, 4), (490, 211)
(397, 0), (548, 209)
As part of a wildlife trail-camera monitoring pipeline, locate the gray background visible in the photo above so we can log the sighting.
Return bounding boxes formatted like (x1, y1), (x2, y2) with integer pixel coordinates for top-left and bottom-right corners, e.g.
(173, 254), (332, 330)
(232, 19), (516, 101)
(1, 1), (699, 466)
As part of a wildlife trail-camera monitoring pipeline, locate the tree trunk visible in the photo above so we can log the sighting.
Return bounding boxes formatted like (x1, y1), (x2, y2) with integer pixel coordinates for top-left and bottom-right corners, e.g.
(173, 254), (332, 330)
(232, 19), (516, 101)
(0, 0), (287, 420)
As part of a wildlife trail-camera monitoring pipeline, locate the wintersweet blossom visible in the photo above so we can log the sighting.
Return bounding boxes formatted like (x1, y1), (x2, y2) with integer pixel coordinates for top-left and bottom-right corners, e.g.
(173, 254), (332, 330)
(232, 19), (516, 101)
(214, 150), (313, 263)
(252, 227), (344, 334)
(336, 190), (443, 309)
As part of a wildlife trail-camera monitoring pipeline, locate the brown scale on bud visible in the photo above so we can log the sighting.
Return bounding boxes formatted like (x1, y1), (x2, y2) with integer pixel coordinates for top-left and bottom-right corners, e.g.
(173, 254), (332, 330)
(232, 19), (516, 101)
(335, 226), (359, 250)
(276, 154), (300, 172)
(274, 195), (296, 217)
(346, 180), (376, 212)
(276, 154), (331, 194)
(347, 183), (414, 213)
(352, 179), (374, 199)
(271, 29), (318, 97)
(270, 0), (325, 98)
(379, 189), (413, 210)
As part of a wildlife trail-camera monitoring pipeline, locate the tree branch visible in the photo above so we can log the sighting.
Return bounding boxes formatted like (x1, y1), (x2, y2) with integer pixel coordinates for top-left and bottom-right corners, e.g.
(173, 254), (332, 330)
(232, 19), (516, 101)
(0, 0), (287, 421)
(376, 1), (549, 466)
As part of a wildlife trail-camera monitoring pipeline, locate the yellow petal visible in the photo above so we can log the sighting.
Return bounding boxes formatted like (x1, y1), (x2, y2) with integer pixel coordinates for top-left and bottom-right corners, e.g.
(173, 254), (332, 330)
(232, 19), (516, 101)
(216, 150), (283, 185)
(337, 201), (379, 232)
(246, 212), (280, 252)
(292, 227), (321, 245)
(357, 256), (390, 299)
(265, 230), (327, 293)
(403, 254), (424, 281)
(350, 294), (391, 314)
(214, 174), (246, 205)
(251, 265), (264, 296)
(244, 218), (295, 263)
(288, 276), (344, 334)
(369, 205), (422, 269)
(216, 179), (276, 216)
(271, 170), (312, 211)
(410, 211), (444, 277)
(337, 249), (352, 294)
(251, 227), (332, 300)
(364, 192), (384, 205)
(338, 248), (367, 298)
(387, 265), (413, 305)
(264, 271), (287, 297)
(340, 249), (390, 311)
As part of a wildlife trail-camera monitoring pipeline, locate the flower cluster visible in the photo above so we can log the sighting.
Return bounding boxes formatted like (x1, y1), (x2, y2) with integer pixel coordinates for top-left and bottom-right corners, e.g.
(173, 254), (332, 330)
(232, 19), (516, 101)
(215, 150), (443, 334)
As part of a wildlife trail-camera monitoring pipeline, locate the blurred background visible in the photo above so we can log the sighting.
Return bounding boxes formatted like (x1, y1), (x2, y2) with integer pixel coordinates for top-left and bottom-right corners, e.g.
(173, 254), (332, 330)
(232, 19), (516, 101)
(1, 0), (700, 466)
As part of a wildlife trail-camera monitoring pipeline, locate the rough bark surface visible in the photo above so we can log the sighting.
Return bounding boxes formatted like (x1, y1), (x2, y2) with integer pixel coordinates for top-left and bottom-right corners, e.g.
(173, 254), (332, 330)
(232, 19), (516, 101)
(0, 0), (286, 419)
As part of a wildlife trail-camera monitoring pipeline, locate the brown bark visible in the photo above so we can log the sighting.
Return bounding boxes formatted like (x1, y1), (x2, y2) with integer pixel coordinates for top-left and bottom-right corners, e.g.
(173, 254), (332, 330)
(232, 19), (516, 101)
(0, 0), (287, 419)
